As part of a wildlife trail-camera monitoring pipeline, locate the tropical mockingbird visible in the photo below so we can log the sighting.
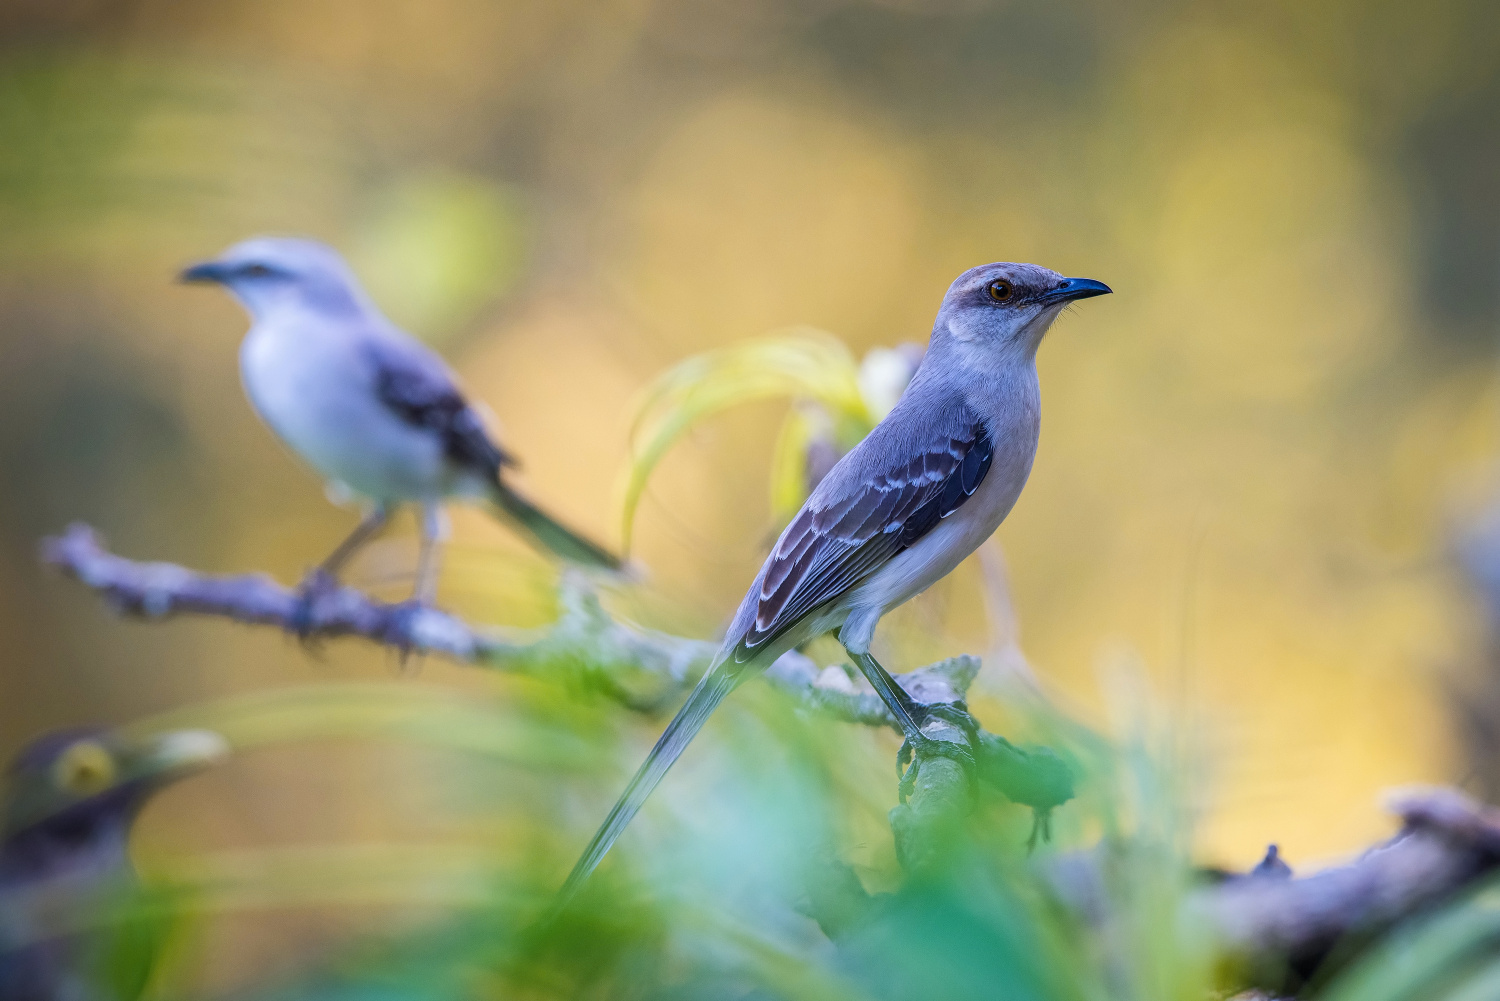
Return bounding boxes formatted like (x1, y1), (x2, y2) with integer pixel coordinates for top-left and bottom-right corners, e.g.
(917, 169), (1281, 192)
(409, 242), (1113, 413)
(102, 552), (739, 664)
(561, 262), (1110, 897)
(181, 238), (620, 607)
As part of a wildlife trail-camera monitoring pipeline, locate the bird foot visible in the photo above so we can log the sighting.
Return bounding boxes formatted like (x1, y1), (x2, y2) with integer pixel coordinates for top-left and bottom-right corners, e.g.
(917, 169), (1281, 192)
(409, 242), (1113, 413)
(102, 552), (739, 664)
(896, 701), (981, 803)
(291, 569), (340, 645)
(384, 599), (432, 672)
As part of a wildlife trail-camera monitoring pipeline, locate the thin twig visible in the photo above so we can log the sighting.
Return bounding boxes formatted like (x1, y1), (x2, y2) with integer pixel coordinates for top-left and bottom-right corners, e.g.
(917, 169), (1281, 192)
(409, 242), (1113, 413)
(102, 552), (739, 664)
(39, 523), (1072, 851)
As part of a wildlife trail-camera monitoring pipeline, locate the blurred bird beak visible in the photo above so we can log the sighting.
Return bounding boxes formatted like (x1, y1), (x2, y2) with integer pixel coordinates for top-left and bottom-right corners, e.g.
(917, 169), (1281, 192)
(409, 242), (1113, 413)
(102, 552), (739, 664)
(1040, 277), (1112, 304)
(139, 729), (231, 778)
(179, 260), (230, 284)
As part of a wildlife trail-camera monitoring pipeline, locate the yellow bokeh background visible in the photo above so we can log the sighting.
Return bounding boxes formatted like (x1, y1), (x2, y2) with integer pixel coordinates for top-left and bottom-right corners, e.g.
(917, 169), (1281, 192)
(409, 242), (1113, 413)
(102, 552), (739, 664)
(5, 4), (1500, 985)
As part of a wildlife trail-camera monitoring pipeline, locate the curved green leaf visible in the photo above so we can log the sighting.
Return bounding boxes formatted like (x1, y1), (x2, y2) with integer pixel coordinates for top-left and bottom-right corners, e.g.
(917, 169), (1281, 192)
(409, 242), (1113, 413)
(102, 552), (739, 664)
(617, 330), (871, 550)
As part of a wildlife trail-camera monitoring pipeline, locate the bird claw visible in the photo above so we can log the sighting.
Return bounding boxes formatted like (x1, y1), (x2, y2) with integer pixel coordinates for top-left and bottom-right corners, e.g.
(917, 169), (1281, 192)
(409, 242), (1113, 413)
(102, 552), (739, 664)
(920, 701), (981, 741)
(385, 599), (430, 672)
(896, 701), (981, 804)
(291, 569), (339, 646)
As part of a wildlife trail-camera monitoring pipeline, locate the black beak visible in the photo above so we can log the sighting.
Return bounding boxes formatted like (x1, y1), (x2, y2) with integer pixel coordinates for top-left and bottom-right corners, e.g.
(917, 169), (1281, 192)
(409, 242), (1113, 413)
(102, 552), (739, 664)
(1040, 277), (1112, 304)
(179, 260), (230, 284)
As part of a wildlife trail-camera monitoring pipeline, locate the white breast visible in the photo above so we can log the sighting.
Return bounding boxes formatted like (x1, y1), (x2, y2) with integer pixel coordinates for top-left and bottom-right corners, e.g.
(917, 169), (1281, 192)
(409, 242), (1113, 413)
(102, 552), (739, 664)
(239, 321), (450, 502)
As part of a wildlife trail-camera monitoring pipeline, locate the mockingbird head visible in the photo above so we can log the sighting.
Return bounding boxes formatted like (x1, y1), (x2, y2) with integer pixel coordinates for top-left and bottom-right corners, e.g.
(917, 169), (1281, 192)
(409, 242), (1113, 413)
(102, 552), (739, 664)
(939, 263), (1111, 360)
(180, 236), (373, 320)
(1, 728), (229, 884)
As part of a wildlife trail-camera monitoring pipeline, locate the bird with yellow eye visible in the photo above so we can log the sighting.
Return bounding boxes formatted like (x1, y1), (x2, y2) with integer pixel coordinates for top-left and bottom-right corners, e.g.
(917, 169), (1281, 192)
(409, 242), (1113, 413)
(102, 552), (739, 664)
(0, 728), (228, 1001)
(51, 740), (118, 797)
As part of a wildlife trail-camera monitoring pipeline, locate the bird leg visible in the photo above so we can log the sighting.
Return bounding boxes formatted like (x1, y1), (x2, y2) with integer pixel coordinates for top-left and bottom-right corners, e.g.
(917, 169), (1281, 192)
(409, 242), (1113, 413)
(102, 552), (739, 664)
(847, 650), (979, 801)
(292, 503), (392, 636)
(411, 502), (448, 606)
(386, 504), (449, 669)
(316, 503), (393, 579)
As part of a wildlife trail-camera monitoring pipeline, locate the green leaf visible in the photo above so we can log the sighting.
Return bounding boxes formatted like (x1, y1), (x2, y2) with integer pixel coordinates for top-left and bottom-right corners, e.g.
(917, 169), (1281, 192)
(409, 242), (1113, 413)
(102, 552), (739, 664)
(1318, 880), (1500, 1001)
(617, 330), (871, 550)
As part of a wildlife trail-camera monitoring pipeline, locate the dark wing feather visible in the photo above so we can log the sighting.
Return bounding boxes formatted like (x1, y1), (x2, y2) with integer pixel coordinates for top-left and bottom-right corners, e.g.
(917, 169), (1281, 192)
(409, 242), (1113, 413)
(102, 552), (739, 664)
(366, 337), (516, 477)
(732, 412), (993, 662)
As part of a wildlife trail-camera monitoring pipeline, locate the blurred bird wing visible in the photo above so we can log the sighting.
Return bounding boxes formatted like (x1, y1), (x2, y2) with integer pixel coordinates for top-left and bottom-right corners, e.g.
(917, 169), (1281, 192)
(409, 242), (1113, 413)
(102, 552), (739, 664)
(363, 334), (516, 477)
(732, 401), (993, 661)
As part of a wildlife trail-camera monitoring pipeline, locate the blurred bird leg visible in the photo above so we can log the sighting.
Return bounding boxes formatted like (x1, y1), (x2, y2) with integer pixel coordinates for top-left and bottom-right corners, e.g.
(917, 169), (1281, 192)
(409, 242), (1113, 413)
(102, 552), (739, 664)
(312, 503), (393, 582)
(388, 504), (450, 669)
(413, 502), (448, 606)
(294, 504), (393, 639)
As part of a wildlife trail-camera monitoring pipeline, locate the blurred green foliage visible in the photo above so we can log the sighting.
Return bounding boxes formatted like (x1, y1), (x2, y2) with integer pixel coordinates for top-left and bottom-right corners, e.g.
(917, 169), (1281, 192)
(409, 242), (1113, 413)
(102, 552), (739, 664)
(66, 676), (1218, 1001)
(1319, 879), (1500, 1001)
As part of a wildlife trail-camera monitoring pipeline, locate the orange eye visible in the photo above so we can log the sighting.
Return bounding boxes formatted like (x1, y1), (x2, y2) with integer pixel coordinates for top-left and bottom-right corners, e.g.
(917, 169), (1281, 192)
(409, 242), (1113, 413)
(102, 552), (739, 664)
(987, 280), (1013, 302)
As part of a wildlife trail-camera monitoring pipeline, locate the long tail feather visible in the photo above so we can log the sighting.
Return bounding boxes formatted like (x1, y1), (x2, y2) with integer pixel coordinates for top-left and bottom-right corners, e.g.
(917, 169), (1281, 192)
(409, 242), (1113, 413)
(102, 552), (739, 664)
(558, 664), (740, 902)
(491, 482), (621, 570)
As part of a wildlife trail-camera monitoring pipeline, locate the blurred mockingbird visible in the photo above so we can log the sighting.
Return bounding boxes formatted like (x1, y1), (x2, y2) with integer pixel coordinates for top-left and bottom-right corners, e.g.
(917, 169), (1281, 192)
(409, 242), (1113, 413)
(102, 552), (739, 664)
(562, 263), (1110, 898)
(182, 238), (620, 607)
(0, 728), (228, 1000)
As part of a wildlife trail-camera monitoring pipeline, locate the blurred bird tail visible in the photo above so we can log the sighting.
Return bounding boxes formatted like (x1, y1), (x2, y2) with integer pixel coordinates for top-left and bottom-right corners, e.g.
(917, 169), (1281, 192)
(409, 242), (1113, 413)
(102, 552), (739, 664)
(490, 481), (622, 571)
(557, 663), (740, 903)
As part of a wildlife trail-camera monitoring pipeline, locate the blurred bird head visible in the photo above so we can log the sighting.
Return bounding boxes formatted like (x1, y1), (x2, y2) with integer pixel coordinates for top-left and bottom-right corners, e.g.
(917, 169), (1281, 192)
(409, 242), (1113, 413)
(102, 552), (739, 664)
(1, 729), (229, 882)
(937, 263), (1111, 362)
(180, 236), (374, 321)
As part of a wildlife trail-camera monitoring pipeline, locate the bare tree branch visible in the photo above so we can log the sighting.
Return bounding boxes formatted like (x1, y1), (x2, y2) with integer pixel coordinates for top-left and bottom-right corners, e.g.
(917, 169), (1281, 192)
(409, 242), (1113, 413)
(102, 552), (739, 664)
(1042, 786), (1500, 994)
(39, 523), (1072, 854)
(1196, 786), (1500, 985)
(39, 524), (943, 712)
(39, 523), (708, 684)
(37, 525), (980, 717)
